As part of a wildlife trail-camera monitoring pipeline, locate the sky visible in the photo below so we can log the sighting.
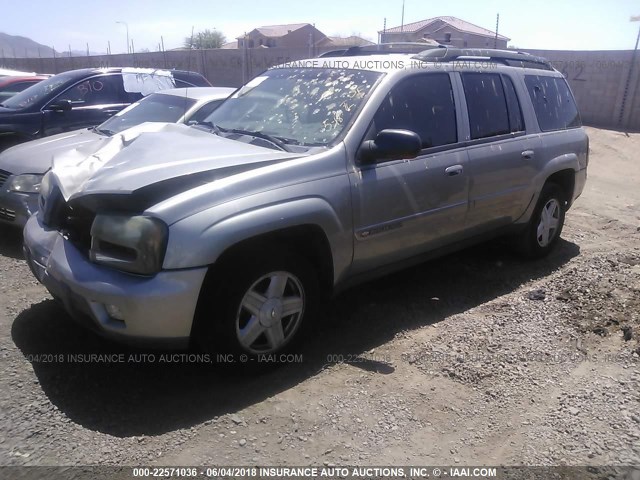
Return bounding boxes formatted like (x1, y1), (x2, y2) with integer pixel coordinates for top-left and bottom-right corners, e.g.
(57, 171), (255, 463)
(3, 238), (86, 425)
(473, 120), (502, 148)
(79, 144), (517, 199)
(2, 0), (640, 54)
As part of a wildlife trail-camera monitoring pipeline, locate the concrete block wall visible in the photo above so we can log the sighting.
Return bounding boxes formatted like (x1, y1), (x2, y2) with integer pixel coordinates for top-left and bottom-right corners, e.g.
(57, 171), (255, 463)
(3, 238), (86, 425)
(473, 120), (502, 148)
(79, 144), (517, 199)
(3, 47), (640, 131)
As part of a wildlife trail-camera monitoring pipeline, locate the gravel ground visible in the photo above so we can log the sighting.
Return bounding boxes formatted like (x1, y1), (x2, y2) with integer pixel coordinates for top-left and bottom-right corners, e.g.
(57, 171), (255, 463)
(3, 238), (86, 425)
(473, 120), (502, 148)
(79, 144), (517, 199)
(0, 127), (638, 469)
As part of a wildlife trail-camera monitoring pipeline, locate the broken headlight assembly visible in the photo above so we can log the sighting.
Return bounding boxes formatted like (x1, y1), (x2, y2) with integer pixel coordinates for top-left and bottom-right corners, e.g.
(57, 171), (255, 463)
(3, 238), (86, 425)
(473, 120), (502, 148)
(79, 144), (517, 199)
(8, 174), (43, 193)
(89, 214), (168, 275)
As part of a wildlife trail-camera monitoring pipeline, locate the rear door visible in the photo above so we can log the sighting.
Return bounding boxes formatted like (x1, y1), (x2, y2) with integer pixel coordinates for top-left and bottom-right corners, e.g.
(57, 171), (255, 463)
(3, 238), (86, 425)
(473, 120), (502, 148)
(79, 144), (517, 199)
(42, 74), (130, 136)
(460, 72), (541, 232)
(350, 73), (470, 273)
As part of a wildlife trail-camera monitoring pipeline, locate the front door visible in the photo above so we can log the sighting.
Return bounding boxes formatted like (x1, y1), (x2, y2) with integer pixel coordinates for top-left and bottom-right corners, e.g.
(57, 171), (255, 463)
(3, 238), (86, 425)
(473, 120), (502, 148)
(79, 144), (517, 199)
(350, 73), (470, 274)
(42, 74), (130, 136)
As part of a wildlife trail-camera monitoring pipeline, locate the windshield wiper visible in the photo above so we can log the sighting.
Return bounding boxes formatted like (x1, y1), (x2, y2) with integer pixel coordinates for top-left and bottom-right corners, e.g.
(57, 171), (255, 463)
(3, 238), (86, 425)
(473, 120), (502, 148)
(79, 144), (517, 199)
(190, 120), (222, 135)
(191, 122), (292, 151)
(93, 127), (117, 137)
(222, 127), (291, 152)
(273, 135), (303, 146)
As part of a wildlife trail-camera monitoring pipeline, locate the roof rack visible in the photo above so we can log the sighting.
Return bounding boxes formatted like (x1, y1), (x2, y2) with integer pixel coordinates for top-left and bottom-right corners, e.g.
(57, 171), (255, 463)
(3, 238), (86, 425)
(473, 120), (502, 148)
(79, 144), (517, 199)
(412, 47), (555, 71)
(318, 42), (443, 58)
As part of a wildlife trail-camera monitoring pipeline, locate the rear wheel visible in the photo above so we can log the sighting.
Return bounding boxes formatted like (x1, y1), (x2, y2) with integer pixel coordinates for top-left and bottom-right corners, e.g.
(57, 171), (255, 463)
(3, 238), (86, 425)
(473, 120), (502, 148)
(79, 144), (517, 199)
(193, 250), (319, 362)
(515, 182), (566, 258)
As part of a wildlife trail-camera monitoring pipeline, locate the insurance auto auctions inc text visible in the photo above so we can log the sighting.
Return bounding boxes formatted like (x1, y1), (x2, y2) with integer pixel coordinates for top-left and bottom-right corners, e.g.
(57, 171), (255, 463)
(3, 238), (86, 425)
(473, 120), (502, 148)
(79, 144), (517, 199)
(252, 466), (497, 478)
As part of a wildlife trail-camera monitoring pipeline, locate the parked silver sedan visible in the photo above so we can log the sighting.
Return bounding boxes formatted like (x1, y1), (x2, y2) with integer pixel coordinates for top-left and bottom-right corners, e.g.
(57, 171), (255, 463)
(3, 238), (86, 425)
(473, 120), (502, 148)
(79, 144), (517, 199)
(0, 86), (234, 227)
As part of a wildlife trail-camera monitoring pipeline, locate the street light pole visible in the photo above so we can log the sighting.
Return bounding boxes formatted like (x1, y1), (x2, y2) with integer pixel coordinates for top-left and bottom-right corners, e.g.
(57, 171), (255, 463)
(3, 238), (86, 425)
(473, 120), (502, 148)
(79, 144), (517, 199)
(116, 21), (129, 54)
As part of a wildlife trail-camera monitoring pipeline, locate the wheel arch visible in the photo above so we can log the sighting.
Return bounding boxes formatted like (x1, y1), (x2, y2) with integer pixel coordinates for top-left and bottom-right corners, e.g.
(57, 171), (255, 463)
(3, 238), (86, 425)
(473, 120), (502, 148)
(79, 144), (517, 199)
(213, 224), (335, 294)
(163, 197), (350, 290)
(544, 169), (575, 207)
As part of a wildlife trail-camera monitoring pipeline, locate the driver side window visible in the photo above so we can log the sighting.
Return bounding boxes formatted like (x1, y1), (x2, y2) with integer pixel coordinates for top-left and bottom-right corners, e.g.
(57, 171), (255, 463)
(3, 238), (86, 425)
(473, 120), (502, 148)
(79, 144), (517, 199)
(372, 73), (457, 149)
(54, 75), (124, 106)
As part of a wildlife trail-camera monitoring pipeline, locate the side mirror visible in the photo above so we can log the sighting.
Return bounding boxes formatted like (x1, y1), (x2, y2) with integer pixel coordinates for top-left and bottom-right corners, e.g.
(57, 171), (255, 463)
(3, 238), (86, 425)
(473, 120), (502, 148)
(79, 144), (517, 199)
(47, 100), (72, 112)
(359, 129), (422, 163)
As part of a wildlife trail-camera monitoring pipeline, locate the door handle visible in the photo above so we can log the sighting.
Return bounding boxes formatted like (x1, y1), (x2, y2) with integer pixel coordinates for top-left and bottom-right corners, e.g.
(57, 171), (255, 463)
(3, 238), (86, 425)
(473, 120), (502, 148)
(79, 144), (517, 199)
(445, 165), (463, 176)
(521, 150), (535, 159)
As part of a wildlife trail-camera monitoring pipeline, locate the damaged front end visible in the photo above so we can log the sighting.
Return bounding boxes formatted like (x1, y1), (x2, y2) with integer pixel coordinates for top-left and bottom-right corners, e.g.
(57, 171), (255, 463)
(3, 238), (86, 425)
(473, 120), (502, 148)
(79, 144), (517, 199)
(22, 179), (207, 346)
(22, 120), (302, 345)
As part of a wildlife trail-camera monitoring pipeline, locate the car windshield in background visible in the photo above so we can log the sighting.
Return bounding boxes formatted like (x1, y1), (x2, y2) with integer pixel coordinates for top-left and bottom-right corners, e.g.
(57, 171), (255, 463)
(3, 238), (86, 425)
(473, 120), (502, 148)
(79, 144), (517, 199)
(98, 93), (197, 135)
(204, 68), (383, 146)
(0, 72), (76, 109)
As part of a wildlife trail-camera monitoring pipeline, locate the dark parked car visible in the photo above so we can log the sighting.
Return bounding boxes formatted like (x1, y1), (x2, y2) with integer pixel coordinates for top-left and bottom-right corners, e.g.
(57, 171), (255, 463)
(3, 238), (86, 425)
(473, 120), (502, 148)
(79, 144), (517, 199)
(0, 76), (48, 102)
(0, 67), (211, 151)
(0, 86), (234, 227)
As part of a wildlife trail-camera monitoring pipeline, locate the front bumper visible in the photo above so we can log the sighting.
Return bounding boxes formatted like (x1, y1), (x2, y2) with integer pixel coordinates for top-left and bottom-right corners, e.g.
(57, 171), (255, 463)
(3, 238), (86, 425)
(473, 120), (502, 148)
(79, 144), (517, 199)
(0, 183), (38, 227)
(23, 215), (208, 348)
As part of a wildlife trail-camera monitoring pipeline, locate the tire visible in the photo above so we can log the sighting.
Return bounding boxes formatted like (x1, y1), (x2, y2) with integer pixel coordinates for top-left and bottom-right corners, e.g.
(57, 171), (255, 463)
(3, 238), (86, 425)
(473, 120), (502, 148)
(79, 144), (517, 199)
(515, 182), (566, 259)
(192, 249), (319, 363)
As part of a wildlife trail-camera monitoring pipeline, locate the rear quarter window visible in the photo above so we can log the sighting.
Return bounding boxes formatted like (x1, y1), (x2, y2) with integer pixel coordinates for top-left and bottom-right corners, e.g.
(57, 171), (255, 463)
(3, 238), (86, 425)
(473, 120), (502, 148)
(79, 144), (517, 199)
(524, 75), (581, 132)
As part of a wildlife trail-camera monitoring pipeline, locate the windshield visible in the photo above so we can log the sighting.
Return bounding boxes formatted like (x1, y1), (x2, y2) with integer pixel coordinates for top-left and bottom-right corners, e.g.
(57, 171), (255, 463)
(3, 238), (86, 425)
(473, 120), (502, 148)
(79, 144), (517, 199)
(204, 68), (382, 146)
(97, 93), (196, 135)
(1, 72), (76, 109)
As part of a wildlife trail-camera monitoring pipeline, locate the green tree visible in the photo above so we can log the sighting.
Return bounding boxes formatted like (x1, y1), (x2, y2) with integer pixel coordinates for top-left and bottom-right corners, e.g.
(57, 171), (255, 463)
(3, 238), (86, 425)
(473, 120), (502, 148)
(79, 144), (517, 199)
(184, 29), (226, 49)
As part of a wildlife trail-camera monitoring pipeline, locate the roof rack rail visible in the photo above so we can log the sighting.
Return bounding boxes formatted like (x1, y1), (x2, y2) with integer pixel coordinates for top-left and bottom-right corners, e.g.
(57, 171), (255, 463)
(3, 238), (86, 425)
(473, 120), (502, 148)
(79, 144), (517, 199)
(412, 47), (555, 71)
(318, 42), (442, 58)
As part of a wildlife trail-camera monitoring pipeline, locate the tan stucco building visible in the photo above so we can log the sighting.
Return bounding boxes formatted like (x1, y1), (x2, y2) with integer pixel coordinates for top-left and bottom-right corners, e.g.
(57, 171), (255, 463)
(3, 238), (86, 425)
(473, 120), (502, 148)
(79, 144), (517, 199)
(379, 16), (510, 49)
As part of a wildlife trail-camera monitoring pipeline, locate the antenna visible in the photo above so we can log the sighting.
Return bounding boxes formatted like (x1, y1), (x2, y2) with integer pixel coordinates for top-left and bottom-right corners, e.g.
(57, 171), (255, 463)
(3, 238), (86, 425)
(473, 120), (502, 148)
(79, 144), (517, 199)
(400, 0), (405, 32)
(494, 13), (500, 48)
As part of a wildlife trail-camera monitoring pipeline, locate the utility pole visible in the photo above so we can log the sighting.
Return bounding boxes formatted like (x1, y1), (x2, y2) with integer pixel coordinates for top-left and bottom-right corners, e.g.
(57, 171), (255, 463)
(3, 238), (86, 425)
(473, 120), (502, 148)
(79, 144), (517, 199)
(116, 21), (129, 54)
(161, 36), (167, 68)
(618, 15), (640, 128)
(381, 17), (386, 44)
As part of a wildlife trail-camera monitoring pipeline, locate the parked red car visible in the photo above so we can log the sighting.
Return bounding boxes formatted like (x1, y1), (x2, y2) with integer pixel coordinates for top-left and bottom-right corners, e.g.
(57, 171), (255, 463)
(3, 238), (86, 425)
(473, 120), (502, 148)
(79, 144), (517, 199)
(0, 76), (48, 102)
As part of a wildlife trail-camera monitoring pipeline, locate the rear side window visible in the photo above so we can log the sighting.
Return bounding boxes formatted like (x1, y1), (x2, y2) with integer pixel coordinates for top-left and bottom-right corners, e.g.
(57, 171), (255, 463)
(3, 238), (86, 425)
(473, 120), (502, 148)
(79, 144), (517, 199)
(462, 73), (510, 139)
(372, 73), (457, 148)
(524, 76), (581, 131)
(502, 75), (524, 133)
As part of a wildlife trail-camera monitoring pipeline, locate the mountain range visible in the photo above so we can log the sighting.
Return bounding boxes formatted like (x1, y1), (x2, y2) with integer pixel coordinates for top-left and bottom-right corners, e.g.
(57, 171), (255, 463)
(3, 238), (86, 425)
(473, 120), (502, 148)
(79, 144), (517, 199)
(0, 32), (55, 58)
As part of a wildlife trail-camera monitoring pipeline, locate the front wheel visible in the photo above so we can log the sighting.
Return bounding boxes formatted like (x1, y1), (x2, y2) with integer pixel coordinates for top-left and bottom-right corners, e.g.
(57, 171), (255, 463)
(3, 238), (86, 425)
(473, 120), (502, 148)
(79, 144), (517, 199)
(515, 182), (566, 259)
(193, 250), (319, 361)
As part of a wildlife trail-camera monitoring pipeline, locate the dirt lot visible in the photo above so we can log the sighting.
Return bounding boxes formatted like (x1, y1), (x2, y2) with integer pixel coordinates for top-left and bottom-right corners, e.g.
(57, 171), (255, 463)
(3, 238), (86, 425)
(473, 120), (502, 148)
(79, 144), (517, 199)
(0, 127), (638, 469)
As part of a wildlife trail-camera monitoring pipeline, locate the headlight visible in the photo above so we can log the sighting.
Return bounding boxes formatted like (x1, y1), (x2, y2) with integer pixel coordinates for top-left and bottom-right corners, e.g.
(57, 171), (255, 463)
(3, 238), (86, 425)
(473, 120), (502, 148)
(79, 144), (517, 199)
(89, 215), (168, 275)
(9, 174), (43, 193)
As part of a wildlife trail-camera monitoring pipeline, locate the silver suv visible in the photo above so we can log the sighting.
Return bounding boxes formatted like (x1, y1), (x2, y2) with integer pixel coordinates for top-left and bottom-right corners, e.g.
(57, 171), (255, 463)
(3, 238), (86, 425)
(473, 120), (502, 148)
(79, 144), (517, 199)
(23, 48), (588, 359)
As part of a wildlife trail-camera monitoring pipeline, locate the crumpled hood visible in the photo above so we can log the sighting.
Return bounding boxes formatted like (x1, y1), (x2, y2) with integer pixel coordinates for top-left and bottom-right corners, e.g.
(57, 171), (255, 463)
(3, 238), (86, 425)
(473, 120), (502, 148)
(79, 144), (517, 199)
(50, 122), (300, 201)
(0, 128), (101, 175)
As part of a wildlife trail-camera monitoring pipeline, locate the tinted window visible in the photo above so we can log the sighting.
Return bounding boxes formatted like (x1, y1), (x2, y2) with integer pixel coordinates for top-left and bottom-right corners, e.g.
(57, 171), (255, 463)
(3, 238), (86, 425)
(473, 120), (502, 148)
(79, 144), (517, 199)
(524, 75), (581, 131)
(0, 81), (41, 102)
(372, 73), (457, 148)
(175, 79), (195, 88)
(502, 75), (524, 133)
(188, 99), (224, 123)
(55, 75), (124, 106)
(462, 73), (510, 139)
(0, 81), (39, 94)
(0, 72), (76, 109)
(98, 93), (196, 134)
